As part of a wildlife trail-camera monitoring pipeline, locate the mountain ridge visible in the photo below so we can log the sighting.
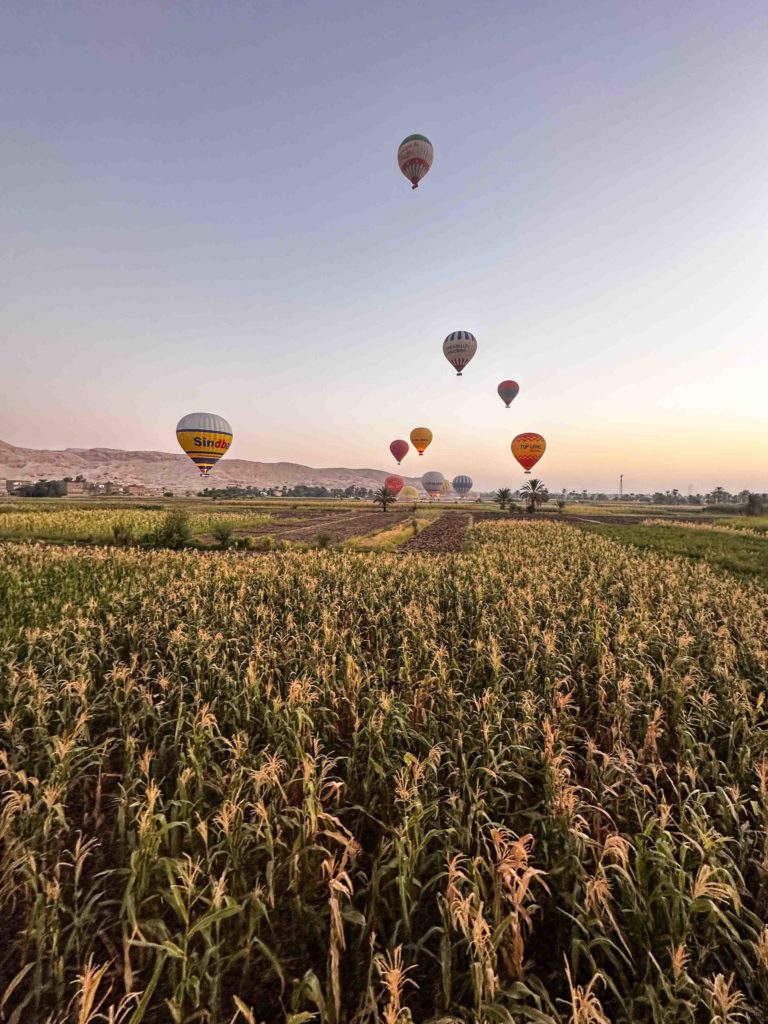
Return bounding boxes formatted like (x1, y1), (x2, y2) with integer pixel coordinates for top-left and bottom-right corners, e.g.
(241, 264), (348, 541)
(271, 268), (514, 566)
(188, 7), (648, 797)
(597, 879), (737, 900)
(0, 439), (424, 492)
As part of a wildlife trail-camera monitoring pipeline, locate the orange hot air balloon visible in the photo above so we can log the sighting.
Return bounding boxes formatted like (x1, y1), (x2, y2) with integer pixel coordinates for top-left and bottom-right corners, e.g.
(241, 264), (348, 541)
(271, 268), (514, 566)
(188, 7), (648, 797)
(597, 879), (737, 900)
(384, 474), (404, 496)
(390, 439), (409, 464)
(511, 433), (546, 474)
(410, 427), (433, 456)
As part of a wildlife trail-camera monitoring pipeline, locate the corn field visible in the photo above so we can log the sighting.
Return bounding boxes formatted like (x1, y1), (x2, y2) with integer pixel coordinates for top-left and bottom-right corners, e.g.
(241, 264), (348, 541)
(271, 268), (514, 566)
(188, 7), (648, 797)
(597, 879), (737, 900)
(641, 519), (768, 539)
(0, 509), (270, 543)
(1, 521), (767, 1023)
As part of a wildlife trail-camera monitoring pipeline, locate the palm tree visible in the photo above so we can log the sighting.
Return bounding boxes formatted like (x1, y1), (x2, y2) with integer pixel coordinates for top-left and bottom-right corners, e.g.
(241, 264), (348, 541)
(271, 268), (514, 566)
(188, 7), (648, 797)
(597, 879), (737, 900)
(495, 487), (512, 511)
(373, 486), (396, 512)
(520, 478), (549, 514)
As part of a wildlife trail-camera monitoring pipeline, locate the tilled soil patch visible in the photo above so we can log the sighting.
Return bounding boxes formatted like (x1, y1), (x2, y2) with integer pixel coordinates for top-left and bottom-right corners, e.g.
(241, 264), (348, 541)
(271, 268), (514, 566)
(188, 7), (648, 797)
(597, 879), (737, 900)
(400, 513), (471, 553)
(256, 510), (412, 543)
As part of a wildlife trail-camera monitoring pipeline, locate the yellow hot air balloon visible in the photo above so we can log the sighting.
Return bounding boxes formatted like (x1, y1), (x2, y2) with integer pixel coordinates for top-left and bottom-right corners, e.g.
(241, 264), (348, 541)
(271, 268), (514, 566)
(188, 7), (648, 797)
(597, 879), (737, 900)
(511, 432), (546, 474)
(410, 427), (433, 456)
(440, 479), (452, 496)
(176, 412), (233, 477)
(400, 485), (419, 501)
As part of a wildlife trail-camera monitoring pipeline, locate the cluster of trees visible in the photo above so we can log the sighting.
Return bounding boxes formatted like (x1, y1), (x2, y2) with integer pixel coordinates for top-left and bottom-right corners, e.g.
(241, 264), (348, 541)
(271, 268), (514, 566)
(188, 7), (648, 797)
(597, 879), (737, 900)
(200, 484), (375, 499)
(495, 480), (551, 514)
(489, 485), (765, 517)
(14, 479), (68, 497)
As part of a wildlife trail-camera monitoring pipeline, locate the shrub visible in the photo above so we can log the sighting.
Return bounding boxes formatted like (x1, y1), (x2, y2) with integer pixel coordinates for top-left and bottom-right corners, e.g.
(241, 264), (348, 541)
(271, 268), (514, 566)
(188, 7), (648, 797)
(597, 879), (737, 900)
(316, 532), (332, 549)
(212, 521), (235, 549)
(147, 509), (191, 549)
(111, 520), (134, 546)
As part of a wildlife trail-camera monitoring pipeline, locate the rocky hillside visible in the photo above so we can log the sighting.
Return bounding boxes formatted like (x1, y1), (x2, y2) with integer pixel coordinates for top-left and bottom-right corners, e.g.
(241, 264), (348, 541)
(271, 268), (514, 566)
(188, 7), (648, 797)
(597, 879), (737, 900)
(0, 439), (423, 493)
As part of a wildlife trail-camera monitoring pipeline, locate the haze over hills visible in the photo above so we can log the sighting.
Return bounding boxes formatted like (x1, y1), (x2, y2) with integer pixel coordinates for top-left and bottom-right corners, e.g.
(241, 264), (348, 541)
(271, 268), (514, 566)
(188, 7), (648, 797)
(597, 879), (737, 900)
(0, 439), (423, 493)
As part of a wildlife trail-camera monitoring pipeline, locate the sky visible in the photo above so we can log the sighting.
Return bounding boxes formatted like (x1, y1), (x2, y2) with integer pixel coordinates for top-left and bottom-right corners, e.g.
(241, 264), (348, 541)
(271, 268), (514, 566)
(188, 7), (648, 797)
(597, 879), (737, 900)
(2, 0), (766, 493)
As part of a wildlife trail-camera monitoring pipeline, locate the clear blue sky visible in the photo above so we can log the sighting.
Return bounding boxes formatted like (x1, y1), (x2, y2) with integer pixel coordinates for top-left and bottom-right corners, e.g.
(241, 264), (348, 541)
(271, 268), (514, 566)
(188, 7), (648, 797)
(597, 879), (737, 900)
(2, 0), (766, 491)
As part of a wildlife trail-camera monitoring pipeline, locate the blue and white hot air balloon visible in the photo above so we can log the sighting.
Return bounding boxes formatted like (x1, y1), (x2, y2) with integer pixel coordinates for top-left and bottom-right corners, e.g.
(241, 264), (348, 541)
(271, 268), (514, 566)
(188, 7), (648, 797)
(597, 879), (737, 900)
(452, 475), (473, 497)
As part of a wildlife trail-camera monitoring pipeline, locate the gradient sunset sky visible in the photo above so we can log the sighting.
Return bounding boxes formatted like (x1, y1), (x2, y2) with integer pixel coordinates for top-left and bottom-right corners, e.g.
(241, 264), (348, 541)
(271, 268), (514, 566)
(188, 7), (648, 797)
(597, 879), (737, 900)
(2, 0), (766, 492)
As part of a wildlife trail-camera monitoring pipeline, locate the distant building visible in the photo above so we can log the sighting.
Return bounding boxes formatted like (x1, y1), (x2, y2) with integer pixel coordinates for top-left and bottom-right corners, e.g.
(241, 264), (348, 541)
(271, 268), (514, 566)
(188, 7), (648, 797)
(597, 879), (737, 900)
(62, 480), (86, 495)
(6, 480), (31, 494)
(124, 484), (147, 495)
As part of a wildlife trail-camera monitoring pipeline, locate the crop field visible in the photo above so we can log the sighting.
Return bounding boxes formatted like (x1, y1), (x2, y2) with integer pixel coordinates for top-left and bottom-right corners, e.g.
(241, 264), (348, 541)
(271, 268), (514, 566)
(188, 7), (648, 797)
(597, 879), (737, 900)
(577, 520), (768, 587)
(0, 508), (272, 545)
(2, 521), (768, 1023)
(0, 506), (424, 550)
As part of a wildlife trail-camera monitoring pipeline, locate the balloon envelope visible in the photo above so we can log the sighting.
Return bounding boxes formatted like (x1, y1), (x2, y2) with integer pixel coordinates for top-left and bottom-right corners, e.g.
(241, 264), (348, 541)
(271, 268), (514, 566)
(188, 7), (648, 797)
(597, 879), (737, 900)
(176, 412), (233, 477)
(389, 439), (409, 464)
(440, 480), (453, 496)
(452, 474), (473, 496)
(443, 331), (477, 376)
(498, 380), (519, 408)
(511, 433), (546, 474)
(397, 134), (433, 188)
(421, 471), (445, 498)
(400, 485), (419, 501)
(384, 474), (404, 496)
(410, 427), (433, 455)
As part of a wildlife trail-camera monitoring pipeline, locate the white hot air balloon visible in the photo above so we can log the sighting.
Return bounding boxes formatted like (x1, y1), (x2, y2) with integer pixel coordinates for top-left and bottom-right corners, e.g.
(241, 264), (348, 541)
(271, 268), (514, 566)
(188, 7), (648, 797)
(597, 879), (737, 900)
(443, 331), (477, 376)
(421, 471), (445, 499)
(397, 134), (434, 189)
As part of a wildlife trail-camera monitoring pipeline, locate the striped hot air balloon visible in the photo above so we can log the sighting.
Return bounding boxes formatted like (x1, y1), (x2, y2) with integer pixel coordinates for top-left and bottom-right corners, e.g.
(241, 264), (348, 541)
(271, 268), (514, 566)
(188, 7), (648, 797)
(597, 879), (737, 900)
(397, 134), (433, 189)
(443, 331), (477, 376)
(176, 412), (233, 477)
(452, 475), (473, 497)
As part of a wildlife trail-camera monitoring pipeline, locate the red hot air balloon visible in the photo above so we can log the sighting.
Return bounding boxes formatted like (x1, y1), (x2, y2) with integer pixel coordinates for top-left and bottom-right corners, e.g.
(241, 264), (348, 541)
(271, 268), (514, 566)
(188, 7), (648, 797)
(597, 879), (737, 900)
(498, 381), (519, 408)
(384, 475), (404, 496)
(389, 439), (409, 464)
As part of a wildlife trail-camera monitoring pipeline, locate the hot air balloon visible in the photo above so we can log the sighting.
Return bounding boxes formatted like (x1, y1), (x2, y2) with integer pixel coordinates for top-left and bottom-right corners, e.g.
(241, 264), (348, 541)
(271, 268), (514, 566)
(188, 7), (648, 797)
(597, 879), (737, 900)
(443, 331), (477, 376)
(452, 474), (473, 497)
(401, 485), (419, 501)
(176, 412), (233, 477)
(397, 134), (433, 189)
(390, 439), (409, 465)
(410, 427), (433, 456)
(422, 471), (445, 499)
(440, 480), (453, 497)
(498, 381), (519, 408)
(384, 474), (404, 496)
(511, 433), (546, 474)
